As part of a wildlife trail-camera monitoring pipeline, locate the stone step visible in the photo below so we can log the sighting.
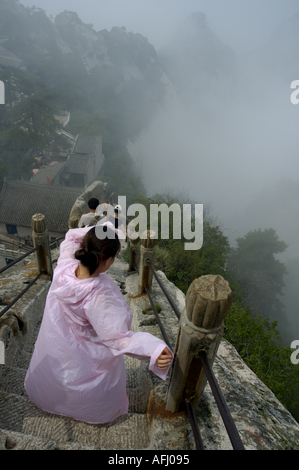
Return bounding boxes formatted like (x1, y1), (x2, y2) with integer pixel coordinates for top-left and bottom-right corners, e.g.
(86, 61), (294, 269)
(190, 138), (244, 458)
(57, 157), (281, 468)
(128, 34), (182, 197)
(0, 365), (26, 396)
(0, 257), (157, 450)
(0, 391), (151, 450)
(3, 285), (48, 370)
(8, 347), (33, 371)
(0, 358), (154, 450)
(0, 362), (153, 414)
(0, 428), (99, 450)
(0, 364), (153, 450)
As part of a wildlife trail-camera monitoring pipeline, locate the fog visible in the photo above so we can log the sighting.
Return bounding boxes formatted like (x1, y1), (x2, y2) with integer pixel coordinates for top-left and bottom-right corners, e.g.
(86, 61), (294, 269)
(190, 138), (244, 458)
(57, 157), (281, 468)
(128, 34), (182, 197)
(21, 0), (299, 54)
(21, 0), (299, 341)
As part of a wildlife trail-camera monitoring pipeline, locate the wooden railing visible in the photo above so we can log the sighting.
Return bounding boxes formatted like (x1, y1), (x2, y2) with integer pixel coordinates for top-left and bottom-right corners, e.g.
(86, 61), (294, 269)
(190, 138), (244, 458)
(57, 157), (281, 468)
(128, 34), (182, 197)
(0, 214), (64, 320)
(129, 229), (245, 450)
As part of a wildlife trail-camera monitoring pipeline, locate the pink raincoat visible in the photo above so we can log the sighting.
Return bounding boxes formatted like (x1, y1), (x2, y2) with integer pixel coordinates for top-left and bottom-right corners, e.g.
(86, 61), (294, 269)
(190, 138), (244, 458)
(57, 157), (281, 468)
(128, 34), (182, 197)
(24, 227), (172, 424)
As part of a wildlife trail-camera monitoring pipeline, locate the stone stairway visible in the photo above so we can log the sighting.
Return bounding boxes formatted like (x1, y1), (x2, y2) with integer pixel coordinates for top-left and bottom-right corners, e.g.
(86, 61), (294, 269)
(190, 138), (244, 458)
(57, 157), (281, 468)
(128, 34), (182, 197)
(2, 248), (299, 450)
(0, 254), (166, 451)
(0, 356), (153, 450)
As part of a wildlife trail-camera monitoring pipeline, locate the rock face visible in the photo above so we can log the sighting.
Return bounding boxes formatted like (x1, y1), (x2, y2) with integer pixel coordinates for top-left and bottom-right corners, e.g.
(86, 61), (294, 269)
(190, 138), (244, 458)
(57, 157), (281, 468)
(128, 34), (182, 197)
(0, 1), (170, 134)
(4, 3), (156, 81)
(1, 246), (298, 450)
(126, 268), (299, 450)
(54, 11), (158, 76)
(158, 12), (237, 105)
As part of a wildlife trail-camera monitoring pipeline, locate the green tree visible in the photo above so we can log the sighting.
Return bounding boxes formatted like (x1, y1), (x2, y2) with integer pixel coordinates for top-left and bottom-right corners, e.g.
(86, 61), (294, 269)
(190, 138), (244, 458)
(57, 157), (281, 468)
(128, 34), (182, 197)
(224, 302), (299, 421)
(0, 91), (69, 184)
(133, 193), (230, 293)
(0, 127), (35, 181)
(229, 228), (288, 319)
(0, 66), (35, 112)
(10, 95), (59, 137)
(66, 110), (110, 141)
(32, 53), (88, 110)
(164, 221), (230, 293)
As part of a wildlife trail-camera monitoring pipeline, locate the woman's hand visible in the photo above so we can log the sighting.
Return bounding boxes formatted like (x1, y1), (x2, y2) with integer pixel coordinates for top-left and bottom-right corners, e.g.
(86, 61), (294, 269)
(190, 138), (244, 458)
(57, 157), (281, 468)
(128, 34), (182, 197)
(156, 347), (173, 370)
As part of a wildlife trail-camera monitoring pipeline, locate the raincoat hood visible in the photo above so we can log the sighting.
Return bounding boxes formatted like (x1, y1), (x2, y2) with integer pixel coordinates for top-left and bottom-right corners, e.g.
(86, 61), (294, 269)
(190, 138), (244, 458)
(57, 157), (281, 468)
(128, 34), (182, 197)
(52, 259), (99, 305)
(52, 225), (103, 307)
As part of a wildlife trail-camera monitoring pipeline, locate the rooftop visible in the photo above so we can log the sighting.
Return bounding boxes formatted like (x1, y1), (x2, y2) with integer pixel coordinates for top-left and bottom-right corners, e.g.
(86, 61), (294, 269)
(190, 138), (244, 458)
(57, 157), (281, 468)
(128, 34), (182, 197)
(31, 162), (66, 185)
(73, 134), (102, 156)
(0, 180), (82, 233)
(65, 155), (91, 175)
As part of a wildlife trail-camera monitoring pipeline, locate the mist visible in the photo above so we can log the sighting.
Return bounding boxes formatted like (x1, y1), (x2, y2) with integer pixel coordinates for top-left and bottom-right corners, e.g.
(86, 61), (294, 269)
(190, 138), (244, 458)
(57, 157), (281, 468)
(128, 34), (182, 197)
(17, 1), (299, 342)
(128, 10), (299, 342)
(21, 0), (299, 53)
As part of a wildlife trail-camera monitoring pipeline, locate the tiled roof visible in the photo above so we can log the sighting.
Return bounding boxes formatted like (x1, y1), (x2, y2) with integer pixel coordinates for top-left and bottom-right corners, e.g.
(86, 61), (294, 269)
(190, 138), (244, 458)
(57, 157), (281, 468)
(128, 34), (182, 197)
(65, 155), (90, 174)
(73, 134), (102, 155)
(0, 180), (82, 233)
(31, 162), (66, 184)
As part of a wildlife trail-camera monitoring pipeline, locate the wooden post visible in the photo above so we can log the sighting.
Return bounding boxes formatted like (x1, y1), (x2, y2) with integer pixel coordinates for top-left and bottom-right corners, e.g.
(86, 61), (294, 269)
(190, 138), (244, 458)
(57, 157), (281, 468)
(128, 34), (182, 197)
(138, 230), (156, 294)
(31, 214), (53, 279)
(166, 274), (233, 412)
(128, 234), (140, 272)
(68, 216), (79, 229)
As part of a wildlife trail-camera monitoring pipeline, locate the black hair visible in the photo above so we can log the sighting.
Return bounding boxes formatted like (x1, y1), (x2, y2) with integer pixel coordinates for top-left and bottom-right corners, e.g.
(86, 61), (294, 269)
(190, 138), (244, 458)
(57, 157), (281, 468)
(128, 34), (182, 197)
(88, 198), (100, 210)
(75, 226), (120, 275)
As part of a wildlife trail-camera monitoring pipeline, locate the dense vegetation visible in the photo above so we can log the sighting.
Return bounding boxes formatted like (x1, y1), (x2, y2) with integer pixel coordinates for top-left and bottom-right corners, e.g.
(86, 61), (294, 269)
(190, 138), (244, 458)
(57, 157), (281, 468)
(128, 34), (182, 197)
(0, 2), (298, 423)
(0, 61), (146, 205)
(225, 304), (299, 420)
(126, 192), (299, 422)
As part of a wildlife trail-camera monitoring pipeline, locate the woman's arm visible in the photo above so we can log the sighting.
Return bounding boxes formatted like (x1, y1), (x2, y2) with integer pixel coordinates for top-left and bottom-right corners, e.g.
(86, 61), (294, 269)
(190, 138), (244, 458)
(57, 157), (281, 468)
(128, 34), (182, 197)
(58, 227), (91, 261)
(156, 347), (173, 370)
(85, 289), (173, 379)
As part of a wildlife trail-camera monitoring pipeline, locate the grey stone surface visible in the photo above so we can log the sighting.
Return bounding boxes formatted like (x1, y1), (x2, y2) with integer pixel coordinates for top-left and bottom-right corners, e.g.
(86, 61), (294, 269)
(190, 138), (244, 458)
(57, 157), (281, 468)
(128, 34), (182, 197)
(0, 245), (298, 450)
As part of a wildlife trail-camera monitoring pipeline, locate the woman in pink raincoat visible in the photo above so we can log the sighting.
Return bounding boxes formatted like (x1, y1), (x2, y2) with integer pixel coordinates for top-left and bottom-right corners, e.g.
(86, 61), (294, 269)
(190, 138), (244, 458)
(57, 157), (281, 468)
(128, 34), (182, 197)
(24, 225), (172, 424)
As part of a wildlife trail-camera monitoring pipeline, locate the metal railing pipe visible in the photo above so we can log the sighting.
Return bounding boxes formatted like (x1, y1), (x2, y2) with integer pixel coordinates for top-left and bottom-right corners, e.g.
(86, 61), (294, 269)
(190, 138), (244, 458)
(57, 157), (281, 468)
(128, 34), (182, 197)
(0, 271), (44, 319)
(145, 286), (172, 351)
(49, 236), (65, 248)
(147, 262), (181, 320)
(185, 399), (205, 450)
(0, 245), (41, 275)
(199, 351), (245, 450)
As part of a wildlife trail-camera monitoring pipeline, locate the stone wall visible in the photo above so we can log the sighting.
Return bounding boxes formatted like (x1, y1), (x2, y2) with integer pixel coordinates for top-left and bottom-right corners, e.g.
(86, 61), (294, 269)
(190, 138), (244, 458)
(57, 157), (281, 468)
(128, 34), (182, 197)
(125, 269), (299, 450)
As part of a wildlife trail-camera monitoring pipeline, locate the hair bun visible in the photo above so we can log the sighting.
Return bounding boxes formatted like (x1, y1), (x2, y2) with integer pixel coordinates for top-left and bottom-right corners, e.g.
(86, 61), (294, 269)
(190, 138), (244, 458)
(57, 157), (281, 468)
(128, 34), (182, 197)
(75, 226), (120, 275)
(75, 247), (87, 261)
